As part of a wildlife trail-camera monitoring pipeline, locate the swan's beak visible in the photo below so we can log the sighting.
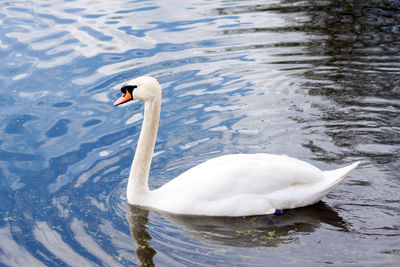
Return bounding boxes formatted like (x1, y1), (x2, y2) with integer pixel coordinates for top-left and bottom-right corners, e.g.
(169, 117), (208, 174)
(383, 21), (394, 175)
(114, 90), (133, 106)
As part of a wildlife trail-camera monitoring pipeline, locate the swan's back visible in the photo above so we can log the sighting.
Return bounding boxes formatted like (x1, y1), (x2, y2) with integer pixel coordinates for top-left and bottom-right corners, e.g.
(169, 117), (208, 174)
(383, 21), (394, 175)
(147, 154), (359, 216)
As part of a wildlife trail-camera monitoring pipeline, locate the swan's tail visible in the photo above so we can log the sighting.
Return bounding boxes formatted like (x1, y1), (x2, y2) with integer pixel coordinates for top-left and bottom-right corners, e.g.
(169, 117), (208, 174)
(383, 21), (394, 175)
(300, 161), (360, 206)
(269, 161), (360, 211)
(322, 161), (360, 190)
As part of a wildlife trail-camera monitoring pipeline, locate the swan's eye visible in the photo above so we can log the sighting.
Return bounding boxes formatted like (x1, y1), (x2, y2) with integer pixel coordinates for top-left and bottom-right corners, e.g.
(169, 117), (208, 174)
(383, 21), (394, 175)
(121, 85), (137, 95)
(114, 85), (137, 106)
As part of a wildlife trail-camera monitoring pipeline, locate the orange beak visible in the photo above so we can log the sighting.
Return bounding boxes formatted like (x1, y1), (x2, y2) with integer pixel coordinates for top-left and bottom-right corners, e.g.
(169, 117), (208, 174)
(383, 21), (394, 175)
(114, 90), (133, 106)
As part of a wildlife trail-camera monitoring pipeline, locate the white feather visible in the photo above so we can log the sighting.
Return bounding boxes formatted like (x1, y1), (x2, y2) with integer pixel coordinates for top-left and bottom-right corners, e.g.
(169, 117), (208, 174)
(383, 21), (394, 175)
(117, 76), (359, 217)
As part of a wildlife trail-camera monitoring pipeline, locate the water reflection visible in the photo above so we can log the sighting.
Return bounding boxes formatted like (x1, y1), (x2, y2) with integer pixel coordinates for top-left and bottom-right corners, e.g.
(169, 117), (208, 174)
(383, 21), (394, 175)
(1, 0), (400, 265)
(213, 0), (399, 168)
(127, 202), (347, 265)
(127, 206), (156, 267)
(284, 0), (400, 166)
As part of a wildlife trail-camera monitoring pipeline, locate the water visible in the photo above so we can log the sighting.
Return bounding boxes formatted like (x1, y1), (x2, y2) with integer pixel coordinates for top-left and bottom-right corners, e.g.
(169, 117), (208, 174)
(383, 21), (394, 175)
(0, 0), (399, 266)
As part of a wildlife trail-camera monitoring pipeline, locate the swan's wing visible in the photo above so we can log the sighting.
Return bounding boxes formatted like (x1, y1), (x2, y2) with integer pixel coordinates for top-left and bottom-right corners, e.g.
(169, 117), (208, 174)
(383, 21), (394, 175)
(159, 154), (323, 192)
(150, 154), (325, 216)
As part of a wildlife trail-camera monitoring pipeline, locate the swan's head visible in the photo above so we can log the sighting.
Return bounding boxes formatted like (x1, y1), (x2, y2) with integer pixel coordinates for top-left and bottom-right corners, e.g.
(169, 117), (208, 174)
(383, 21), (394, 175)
(114, 76), (161, 106)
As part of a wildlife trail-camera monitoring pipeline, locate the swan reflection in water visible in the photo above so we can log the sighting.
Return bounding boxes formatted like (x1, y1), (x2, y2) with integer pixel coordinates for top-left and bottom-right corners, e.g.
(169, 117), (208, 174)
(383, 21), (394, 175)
(126, 206), (156, 267)
(126, 202), (347, 266)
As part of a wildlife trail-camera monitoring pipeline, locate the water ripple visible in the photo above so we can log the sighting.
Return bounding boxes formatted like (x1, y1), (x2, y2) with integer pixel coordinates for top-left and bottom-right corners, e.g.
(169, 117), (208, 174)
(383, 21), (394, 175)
(1, 0), (400, 266)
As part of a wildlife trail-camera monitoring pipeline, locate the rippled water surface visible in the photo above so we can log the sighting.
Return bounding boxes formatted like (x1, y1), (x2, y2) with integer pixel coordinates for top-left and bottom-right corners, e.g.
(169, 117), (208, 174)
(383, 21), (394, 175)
(1, 0), (399, 266)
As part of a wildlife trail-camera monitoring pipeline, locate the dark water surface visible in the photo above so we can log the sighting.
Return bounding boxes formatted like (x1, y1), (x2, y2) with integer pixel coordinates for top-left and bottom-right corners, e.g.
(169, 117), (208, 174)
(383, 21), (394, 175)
(1, 0), (399, 266)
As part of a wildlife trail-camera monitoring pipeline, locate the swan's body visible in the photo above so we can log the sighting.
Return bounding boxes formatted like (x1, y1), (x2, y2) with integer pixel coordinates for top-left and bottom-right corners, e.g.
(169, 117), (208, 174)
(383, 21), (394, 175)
(114, 76), (359, 217)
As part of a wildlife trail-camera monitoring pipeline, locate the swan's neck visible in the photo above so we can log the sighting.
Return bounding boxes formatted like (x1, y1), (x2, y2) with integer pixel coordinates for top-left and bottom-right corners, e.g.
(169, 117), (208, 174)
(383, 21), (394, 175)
(127, 98), (160, 197)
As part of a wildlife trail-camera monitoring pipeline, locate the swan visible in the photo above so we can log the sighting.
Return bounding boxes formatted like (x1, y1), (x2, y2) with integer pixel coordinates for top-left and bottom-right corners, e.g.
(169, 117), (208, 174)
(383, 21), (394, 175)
(114, 76), (359, 217)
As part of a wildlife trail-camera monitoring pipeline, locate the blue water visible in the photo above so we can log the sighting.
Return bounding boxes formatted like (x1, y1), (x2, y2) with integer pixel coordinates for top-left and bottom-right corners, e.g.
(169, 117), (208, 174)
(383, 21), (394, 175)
(1, 0), (399, 266)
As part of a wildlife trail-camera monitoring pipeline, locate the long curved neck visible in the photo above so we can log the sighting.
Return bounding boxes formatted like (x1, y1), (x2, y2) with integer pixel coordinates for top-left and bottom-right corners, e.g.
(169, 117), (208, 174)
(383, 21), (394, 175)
(127, 98), (160, 197)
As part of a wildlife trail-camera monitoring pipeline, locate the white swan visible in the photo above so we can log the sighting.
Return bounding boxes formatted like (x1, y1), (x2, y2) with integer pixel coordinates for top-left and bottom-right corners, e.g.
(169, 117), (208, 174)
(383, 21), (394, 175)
(114, 76), (359, 217)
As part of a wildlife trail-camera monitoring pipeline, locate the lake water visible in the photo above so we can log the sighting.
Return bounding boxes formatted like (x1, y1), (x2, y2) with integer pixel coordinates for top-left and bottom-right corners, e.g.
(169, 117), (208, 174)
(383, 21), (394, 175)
(0, 0), (399, 266)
